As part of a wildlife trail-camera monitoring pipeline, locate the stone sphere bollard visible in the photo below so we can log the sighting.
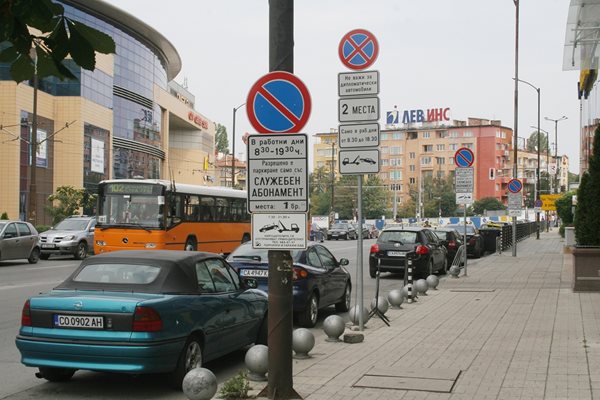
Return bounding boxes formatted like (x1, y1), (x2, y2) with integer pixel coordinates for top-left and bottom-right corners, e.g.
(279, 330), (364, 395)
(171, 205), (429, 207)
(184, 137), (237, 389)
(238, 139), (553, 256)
(348, 305), (370, 326)
(449, 265), (460, 278)
(415, 279), (429, 295)
(245, 344), (268, 381)
(387, 289), (405, 308)
(323, 315), (345, 342)
(426, 274), (440, 290)
(370, 296), (389, 314)
(292, 328), (315, 359)
(182, 368), (218, 400)
(402, 284), (415, 299)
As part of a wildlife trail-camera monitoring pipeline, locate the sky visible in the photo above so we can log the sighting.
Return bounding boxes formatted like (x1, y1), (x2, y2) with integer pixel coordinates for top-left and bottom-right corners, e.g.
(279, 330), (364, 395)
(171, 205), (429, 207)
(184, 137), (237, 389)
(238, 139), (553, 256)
(105, 0), (584, 173)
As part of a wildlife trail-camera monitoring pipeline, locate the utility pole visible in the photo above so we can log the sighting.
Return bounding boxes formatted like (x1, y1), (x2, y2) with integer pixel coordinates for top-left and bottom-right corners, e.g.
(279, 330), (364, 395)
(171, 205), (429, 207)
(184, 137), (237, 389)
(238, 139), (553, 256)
(28, 47), (39, 226)
(512, 0), (519, 257)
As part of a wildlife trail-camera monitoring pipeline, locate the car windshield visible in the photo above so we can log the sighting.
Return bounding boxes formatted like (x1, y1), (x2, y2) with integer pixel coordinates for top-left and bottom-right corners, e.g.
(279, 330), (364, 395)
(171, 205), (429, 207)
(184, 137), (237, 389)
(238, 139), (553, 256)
(380, 230), (418, 244)
(331, 223), (350, 230)
(54, 219), (90, 230)
(73, 263), (160, 284)
(228, 245), (302, 263)
(447, 225), (476, 234)
(432, 231), (448, 240)
(0, 222), (5, 230)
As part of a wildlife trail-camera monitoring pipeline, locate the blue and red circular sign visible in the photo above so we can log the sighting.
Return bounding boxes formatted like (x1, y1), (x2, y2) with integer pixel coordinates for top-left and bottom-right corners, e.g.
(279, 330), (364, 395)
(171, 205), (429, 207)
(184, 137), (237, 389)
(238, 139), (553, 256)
(508, 179), (523, 193)
(338, 29), (379, 70)
(246, 71), (311, 134)
(454, 147), (475, 168)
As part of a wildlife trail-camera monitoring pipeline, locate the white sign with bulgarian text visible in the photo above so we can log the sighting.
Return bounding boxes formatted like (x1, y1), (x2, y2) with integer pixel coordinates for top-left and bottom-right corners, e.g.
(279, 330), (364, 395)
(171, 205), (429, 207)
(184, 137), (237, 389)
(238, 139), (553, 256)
(247, 134), (308, 213)
(338, 70), (379, 97)
(338, 122), (380, 148)
(252, 213), (307, 250)
(338, 97), (380, 122)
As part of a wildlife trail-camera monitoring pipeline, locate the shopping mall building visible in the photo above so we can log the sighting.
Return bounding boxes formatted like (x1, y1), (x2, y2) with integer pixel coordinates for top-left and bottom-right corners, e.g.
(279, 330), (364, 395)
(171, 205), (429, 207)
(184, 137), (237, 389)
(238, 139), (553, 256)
(0, 0), (216, 225)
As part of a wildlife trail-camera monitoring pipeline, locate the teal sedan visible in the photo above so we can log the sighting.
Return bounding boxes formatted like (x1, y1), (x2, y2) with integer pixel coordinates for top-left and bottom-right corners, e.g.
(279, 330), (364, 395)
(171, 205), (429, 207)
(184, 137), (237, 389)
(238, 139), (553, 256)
(15, 250), (268, 389)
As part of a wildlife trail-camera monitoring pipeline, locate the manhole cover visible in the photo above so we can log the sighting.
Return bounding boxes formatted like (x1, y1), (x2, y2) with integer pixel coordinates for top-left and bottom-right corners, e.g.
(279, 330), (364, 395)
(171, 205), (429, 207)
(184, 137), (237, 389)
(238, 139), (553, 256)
(353, 366), (461, 393)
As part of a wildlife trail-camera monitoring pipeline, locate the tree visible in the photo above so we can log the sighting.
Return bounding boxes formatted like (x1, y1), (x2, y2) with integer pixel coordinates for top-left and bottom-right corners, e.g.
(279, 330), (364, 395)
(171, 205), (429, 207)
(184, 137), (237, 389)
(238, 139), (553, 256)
(526, 130), (548, 154)
(215, 123), (229, 154)
(0, 0), (116, 82)
(472, 197), (505, 215)
(555, 191), (575, 226)
(361, 175), (388, 219)
(46, 186), (96, 225)
(574, 125), (600, 246)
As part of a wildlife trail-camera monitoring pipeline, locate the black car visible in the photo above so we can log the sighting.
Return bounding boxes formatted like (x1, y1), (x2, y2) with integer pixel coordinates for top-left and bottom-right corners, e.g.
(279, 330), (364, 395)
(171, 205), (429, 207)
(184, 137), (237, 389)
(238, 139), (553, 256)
(369, 227), (447, 279)
(445, 224), (485, 258)
(432, 228), (464, 266)
(326, 223), (357, 240)
(227, 242), (351, 328)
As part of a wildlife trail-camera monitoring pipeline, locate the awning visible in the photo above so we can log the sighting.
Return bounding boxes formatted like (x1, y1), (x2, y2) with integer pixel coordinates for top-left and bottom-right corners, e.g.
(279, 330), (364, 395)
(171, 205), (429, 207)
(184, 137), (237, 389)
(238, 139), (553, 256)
(563, 0), (600, 71)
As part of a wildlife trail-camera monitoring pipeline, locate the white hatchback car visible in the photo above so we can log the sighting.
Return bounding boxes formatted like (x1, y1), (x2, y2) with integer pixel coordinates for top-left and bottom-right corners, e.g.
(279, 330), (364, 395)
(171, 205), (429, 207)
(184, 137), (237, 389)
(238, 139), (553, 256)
(0, 220), (40, 264)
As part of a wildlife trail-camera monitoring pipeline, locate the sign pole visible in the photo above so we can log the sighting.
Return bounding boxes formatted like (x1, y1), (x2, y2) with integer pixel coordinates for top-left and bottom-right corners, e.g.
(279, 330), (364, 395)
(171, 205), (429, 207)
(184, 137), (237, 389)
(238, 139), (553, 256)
(357, 175), (364, 330)
(463, 204), (468, 276)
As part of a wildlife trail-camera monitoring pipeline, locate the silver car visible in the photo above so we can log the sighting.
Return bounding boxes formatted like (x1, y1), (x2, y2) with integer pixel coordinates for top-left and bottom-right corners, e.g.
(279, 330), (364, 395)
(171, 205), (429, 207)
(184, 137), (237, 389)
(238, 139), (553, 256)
(0, 220), (40, 264)
(39, 216), (96, 260)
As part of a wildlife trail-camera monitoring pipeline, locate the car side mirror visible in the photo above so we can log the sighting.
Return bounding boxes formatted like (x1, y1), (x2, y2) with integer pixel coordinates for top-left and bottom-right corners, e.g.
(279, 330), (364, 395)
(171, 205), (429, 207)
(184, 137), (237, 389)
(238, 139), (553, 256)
(90, 227), (95, 232)
(243, 278), (258, 289)
(339, 258), (349, 266)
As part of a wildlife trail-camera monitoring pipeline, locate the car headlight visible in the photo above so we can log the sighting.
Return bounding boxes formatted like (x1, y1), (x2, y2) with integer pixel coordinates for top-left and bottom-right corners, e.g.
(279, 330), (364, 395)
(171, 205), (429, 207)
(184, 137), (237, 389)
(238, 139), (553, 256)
(63, 235), (75, 241)
(145, 243), (157, 248)
(96, 240), (106, 246)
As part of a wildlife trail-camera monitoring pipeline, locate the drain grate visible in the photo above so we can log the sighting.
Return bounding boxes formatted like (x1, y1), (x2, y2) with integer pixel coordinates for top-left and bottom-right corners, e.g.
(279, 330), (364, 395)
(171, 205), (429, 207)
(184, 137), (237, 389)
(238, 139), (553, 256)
(353, 366), (461, 393)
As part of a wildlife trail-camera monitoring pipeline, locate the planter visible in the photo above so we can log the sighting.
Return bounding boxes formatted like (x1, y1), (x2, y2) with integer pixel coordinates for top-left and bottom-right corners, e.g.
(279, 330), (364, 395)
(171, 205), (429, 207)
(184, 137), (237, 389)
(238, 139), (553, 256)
(572, 246), (600, 291)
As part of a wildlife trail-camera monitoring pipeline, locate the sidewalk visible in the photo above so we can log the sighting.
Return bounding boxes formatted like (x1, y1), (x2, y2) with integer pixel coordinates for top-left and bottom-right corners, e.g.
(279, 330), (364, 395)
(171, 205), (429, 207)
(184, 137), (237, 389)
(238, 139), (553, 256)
(247, 230), (600, 400)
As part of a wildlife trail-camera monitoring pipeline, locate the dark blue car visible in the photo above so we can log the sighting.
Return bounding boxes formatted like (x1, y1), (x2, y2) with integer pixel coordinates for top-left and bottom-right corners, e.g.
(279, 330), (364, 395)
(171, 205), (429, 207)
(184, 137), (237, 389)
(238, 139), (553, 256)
(226, 242), (351, 327)
(15, 250), (268, 389)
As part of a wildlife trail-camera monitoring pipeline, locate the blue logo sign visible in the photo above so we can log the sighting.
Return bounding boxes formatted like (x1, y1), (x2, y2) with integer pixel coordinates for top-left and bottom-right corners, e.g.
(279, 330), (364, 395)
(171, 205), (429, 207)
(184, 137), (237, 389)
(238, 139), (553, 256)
(454, 147), (474, 168)
(246, 71), (311, 133)
(508, 179), (523, 193)
(386, 110), (399, 124)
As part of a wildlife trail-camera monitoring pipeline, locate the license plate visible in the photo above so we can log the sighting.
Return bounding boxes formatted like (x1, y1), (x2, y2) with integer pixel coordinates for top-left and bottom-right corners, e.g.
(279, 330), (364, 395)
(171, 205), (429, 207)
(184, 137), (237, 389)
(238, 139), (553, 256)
(240, 269), (268, 278)
(387, 251), (406, 257)
(41, 244), (55, 249)
(53, 314), (104, 329)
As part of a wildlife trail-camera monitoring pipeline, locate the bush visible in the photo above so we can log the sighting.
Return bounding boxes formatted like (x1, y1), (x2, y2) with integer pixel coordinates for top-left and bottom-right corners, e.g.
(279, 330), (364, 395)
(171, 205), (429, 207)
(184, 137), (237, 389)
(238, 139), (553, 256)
(559, 224), (565, 238)
(36, 225), (51, 233)
(218, 371), (251, 399)
(574, 125), (600, 246)
(1, 212), (8, 219)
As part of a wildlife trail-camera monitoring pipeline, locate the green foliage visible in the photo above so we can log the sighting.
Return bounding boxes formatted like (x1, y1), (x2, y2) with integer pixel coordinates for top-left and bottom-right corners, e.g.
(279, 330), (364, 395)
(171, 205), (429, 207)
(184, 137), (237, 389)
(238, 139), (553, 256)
(575, 125), (600, 246)
(526, 130), (548, 154)
(215, 123), (229, 154)
(218, 371), (251, 399)
(0, 0), (116, 82)
(0, 212), (8, 219)
(46, 186), (96, 225)
(559, 224), (565, 238)
(555, 191), (575, 226)
(36, 225), (51, 233)
(472, 197), (506, 215)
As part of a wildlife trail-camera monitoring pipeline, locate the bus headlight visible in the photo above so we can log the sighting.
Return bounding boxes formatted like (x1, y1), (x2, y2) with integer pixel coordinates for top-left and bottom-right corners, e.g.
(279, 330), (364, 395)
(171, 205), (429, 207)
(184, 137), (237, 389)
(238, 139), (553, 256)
(145, 243), (157, 248)
(96, 240), (106, 246)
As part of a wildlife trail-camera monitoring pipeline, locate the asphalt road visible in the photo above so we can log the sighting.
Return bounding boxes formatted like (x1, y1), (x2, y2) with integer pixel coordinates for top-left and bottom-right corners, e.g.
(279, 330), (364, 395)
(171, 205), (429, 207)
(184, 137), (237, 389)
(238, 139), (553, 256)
(0, 238), (440, 399)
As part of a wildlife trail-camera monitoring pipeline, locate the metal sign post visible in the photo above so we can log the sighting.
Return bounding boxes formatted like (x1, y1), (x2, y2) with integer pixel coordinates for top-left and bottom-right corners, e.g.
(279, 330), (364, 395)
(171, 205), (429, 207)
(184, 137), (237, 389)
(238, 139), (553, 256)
(507, 178), (523, 257)
(453, 148), (474, 276)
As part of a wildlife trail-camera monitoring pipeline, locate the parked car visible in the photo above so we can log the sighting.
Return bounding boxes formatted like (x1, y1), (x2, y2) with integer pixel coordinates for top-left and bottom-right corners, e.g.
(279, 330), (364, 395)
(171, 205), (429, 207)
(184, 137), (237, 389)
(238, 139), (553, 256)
(445, 224), (485, 258)
(227, 241), (351, 328)
(39, 215), (96, 260)
(15, 250), (267, 388)
(432, 228), (464, 266)
(366, 224), (380, 239)
(369, 226), (447, 279)
(326, 222), (357, 240)
(0, 220), (40, 264)
(353, 223), (370, 239)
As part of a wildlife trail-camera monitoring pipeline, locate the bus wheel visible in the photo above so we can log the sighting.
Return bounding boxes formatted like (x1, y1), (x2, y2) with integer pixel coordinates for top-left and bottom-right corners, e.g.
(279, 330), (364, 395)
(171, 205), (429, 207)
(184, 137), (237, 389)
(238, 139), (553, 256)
(185, 237), (197, 251)
(242, 234), (250, 243)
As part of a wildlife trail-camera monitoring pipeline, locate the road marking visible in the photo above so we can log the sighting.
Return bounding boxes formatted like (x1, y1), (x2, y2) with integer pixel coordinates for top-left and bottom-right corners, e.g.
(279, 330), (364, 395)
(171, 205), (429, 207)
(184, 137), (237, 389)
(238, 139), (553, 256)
(25, 264), (76, 271)
(0, 280), (61, 291)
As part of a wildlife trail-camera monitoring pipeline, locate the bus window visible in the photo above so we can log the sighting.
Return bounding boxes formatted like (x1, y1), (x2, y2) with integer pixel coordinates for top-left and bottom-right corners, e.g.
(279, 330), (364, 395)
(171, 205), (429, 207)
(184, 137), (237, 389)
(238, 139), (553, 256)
(231, 198), (246, 222)
(167, 194), (182, 227)
(200, 197), (215, 222)
(215, 198), (229, 222)
(184, 195), (200, 222)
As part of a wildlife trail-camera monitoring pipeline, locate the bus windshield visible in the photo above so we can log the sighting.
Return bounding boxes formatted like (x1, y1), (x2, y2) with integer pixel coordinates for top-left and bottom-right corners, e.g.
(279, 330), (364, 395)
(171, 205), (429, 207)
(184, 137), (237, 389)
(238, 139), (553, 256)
(97, 183), (165, 229)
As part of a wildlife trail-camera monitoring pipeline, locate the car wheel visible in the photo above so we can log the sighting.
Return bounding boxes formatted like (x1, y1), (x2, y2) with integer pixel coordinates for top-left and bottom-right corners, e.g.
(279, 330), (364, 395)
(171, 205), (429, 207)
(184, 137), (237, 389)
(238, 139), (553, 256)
(369, 266), (377, 278)
(168, 335), (203, 389)
(184, 237), (197, 251)
(74, 242), (88, 260)
(441, 258), (448, 273)
(40, 253), (50, 260)
(335, 283), (351, 312)
(27, 247), (40, 264)
(38, 367), (75, 382)
(297, 292), (318, 328)
(256, 314), (268, 345)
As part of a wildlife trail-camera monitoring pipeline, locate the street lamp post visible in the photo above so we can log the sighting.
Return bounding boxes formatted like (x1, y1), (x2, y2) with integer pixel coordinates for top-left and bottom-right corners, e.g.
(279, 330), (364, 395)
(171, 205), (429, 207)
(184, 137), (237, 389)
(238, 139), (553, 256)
(330, 141), (335, 222)
(514, 78), (540, 239)
(231, 103), (245, 188)
(545, 116), (567, 194)
(27, 46), (39, 226)
(511, 0), (520, 257)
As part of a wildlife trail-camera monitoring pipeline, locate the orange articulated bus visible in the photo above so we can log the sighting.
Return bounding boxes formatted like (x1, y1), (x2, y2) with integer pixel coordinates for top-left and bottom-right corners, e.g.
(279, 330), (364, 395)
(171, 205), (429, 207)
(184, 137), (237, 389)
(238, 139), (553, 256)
(94, 179), (251, 255)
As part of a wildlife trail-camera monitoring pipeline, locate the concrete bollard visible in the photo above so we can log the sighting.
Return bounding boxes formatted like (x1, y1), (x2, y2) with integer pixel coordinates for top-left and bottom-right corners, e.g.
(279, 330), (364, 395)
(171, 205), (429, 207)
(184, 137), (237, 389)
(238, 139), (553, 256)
(415, 279), (429, 295)
(244, 344), (268, 381)
(370, 295), (389, 314)
(426, 274), (440, 290)
(349, 305), (370, 326)
(182, 368), (218, 400)
(387, 289), (405, 309)
(323, 315), (345, 342)
(292, 328), (315, 359)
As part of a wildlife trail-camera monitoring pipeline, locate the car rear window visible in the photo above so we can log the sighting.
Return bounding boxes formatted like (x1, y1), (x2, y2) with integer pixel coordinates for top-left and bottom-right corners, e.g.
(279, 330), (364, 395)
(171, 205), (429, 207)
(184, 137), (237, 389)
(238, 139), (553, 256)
(447, 225), (476, 234)
(73, 264), (160, 284)
(331, 223), (350, 230)
(379, 231), (418, 244)
(432, 231), (448, 240)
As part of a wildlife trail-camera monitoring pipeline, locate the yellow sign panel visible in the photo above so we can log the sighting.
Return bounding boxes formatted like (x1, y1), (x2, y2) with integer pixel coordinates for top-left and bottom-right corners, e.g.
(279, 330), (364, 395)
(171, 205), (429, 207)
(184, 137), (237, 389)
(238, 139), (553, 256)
(540, 194), (561, 211)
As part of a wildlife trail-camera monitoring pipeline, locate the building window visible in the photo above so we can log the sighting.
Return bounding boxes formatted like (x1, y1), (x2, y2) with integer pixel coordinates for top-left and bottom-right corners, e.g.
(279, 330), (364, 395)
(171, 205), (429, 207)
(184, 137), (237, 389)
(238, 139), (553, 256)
(436, 144), (445, 151)
(390, 146), (402, 155)
(381, 146), (389, 154)
(422, 145), (433, 153)
(390, 183), (402, 191)
(409, 164), (416, 172)
(450, 132), (459, 138)
(449, 143), (458, 151)
(389, 158), (402, 166)
(409, 177), (416, 184)
(381, 159), (389, 166)
(421, 156), (432, 165)
(461, 143), (473, 149)
(436, 157), (445, 165)
(409, 152), (416, 159)
(464, 131), (473, 137)
(381, 133), (388, 140)
(449, 157), (454, 165)
(422, 131), (431, 138)
(389, 171), (402, 180)
(392, 132), (403, 140)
